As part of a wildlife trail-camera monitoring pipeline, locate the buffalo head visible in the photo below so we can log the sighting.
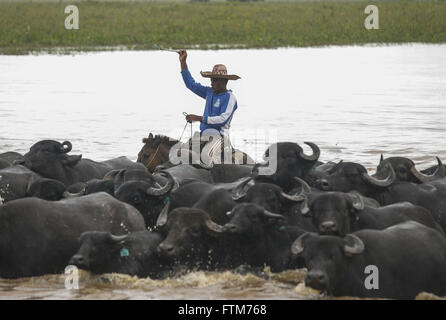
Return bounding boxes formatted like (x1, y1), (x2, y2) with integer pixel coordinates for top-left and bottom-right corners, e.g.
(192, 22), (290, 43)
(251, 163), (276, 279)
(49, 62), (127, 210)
(156, 208), (224, 265)
(69, 231), (131, 274)
(26, 178), (66, 201)
(114, 171), (175, 228)
(300, 192), (365, 236)
(254, 142), (320, 192)
(291, 232), (364, 293)
(224, 203), (287, 238)
(375, 155), (444, 184)
(231, 177), (309, 212)
(314, 161), (396, 198)
(24, 140), (82, 185)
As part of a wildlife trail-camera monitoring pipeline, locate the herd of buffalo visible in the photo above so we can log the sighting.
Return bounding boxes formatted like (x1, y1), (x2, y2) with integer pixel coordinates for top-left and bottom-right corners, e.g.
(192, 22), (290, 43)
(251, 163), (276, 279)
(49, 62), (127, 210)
(1, 135), (446, 299)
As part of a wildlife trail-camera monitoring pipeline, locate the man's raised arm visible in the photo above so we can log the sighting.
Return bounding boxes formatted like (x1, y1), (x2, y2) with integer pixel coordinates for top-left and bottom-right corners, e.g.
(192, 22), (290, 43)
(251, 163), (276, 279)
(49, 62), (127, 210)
(179, 49), (208, 99)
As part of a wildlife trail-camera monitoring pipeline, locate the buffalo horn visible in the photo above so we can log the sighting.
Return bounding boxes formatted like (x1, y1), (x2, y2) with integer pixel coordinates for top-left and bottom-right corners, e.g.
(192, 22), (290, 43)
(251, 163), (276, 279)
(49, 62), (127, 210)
(299, 142), (320, 162)
(436, 157), (445, 177)
(409, 157), (445, 183)
(109, 234), (128, 243)
(62, 189), (86, 198)
(146, 171), (174, 196)
(328, 160), (343, 174)
(231, 177), (254, 200)
(343, 234), (365, 255)
(262, 209), (286, 220)
(60, 141), (72, 153)
(156, 201), (170, 228)
(300, 197), (311, 216)
(280, 190), (305, 202)
(280, 177), (311, 202)
(291, 233), (311, 255)
(205, 219), (225, 234)
(362, 163), (395, 188)
(346, 191), (364, 211)
(158, 171), (179, 192)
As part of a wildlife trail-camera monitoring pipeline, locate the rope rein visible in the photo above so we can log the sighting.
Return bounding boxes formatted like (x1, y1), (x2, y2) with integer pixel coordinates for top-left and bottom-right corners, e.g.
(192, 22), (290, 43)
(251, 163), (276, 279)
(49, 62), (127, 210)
(178, 111), (193, 142)
(178, 122), (188, 142)
(146, 143), (162, 169)
(146, 112), (197, 170)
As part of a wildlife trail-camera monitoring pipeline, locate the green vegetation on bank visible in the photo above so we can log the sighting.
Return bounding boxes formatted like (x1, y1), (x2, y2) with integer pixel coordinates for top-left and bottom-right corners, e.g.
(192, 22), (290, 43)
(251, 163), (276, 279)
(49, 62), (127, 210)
(0, 1), (445, 54)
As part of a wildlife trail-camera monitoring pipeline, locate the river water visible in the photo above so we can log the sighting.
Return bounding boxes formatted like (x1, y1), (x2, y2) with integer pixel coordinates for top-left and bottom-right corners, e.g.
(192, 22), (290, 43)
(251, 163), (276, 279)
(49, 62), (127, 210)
(0, 44), (445, 299)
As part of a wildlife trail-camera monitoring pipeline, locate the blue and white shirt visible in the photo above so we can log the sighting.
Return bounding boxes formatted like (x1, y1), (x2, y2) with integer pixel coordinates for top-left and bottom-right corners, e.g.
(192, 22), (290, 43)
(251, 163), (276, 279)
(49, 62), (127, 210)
(181, 68), (237, 136)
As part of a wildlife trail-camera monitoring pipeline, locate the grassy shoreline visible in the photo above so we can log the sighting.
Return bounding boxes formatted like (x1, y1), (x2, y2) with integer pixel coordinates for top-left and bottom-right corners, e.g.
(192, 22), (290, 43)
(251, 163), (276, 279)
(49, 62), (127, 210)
(1, 1), (445, 54)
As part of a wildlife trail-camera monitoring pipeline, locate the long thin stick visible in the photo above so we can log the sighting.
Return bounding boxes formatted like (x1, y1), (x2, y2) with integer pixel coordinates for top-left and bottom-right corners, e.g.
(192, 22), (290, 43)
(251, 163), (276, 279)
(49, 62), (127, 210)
(153, 44), (179, 53)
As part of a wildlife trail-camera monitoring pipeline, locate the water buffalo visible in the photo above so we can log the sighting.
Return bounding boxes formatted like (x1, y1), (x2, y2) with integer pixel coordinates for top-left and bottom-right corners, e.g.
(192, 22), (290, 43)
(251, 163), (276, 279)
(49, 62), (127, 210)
(23, 140), (145, 186)
(69, 230), (168, 278)
(374, 180), (446, 232)
(291, 221), (446, 299)
(64, 167), (162, 198)
(223, 203), (297, 272)
(107, 166), (240, 229)
(65, 179), (115, 197)
(156, 207), (229, 270)
(0, 165), (41, 203)
(231, 176), (380, 233)
(26, 177), (66, 201)
(314, 161), (396, 198)
(253, 142), (320, 192)
(192, 188), (238, 225)
(254, 142), (320, 192)
(160, 176), (253, 214)
(0, 193), (145, 278)
(0, 151), (24, 165)
(156, 162), (253, 184)
(231, 178), (315, 229)
(374, 155), (444, 183)
(208, 164), (254, 183)
(232, 179), (305, 211)
(147, 178), (244, 226)
(0, 158), (10, 170)
(421, 162), (446, 176)
(104, 168), (160, 189)
(156, 164), (213, 184)
(312, 161), (446, 232)
(114, 171), (176, 228)
(305, 161), (338, 187)
(300, 191), (443, 236)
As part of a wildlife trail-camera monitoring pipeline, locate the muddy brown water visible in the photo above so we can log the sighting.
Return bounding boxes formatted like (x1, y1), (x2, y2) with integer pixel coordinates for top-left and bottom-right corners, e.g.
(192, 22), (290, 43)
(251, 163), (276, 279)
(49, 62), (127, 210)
(0, 269), (443, 300)
(0, 269), (314, 300)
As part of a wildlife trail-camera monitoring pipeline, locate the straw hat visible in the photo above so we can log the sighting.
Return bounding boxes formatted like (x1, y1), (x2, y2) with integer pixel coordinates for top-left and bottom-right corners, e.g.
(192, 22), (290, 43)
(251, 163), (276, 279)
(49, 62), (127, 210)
(200, 64), (241, 80)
